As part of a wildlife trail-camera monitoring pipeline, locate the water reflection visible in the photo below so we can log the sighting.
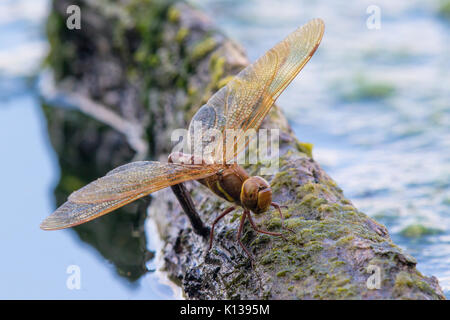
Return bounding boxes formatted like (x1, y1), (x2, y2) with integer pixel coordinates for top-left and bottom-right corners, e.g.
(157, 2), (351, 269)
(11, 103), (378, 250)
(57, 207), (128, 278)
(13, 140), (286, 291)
(42, 103), (154, 282)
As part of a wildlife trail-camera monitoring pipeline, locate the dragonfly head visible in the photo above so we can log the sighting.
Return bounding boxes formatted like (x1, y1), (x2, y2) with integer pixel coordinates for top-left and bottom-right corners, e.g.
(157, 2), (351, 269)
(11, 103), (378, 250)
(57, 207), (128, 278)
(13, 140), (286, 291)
(241, 176), (272, 214)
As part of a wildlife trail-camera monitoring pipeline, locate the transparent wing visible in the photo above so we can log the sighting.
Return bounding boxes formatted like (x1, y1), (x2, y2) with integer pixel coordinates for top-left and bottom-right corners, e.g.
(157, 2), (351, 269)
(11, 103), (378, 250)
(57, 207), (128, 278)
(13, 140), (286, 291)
(188, 18), (324, 163)
(40, 193), (147, 230)
(68, 161), (219, 203)
(40, 161), (220, 230)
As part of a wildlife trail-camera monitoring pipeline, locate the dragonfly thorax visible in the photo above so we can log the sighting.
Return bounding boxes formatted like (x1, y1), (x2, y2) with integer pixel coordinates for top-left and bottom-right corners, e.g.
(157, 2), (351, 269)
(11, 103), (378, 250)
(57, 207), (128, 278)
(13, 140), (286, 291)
(197, 165), (271, 214)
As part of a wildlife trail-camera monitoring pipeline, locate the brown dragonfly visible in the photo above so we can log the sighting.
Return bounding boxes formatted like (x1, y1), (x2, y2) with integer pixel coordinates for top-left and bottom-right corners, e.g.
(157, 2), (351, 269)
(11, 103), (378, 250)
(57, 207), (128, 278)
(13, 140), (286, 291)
(41, 18), (325, 260)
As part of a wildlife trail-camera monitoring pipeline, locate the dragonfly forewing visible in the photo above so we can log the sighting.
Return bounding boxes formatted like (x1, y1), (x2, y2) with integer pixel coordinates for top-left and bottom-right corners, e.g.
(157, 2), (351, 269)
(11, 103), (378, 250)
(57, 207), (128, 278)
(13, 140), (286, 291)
(187, 18), (325, 164)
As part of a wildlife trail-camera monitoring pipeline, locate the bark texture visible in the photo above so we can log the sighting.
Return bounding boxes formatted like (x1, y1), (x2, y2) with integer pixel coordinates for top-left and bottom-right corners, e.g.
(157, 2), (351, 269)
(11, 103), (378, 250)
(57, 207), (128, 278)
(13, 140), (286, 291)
(41, 0), (445, 299)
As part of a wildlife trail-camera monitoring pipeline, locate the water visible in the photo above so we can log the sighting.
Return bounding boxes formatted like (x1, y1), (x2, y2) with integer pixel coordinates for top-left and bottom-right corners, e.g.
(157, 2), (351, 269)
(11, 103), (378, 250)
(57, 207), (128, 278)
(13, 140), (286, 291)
(0, 0), (448, 298)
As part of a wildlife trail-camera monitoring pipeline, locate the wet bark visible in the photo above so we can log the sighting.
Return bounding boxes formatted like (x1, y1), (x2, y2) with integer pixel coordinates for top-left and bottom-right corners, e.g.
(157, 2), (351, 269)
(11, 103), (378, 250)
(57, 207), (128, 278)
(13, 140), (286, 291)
(41, 0), (445, 299)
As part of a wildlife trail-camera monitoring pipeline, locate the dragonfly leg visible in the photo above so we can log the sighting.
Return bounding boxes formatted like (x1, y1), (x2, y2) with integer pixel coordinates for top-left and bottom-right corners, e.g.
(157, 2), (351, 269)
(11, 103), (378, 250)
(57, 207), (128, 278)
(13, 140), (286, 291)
(271, 202), (294, 233)
(168, 153), (209, 238)
(237, 211), (255, 262)
(208, 206), (236, 250)
(246, 210), (287, 240)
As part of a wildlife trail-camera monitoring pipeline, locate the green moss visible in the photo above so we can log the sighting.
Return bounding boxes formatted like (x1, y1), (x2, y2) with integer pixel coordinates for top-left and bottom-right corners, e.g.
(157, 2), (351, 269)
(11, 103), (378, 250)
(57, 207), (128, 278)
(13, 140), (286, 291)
(394, 271), (413, 288)
(332, 260), (346, 269)
(270, 171), (291, 191)
(340, 199), (352, 205)
(308, 271), (358, 299)
(176, 27), (189, 43)
(266, 217), (282, 230)
(391, 270), (444, 299)
(284, 217), (306, 229)
(300, 194), (327, 210)
(303, 241), (324, 253)
(209, 55), (225, 88)
(260, 252), (277, 265)
(334, 278), (350, 286)
(415, 278), (438, 296)
(296, 141), (314, 158)
(296, 183), (317, 195)
(167, 5), (180, 23)
(191, 37), (217, 60)
(187, 85), (198, 97)
(340, 205), (355, 212)
(251, 234), (270, 246)
(318, 204), (339, 216)
(293, 270), (306, 280)
(300, 228), (313, 239)
(277, 270), (289, 277)
(225, 271), (246, 291)
(400, 224), (443, 238)
(217, 75), (234, 88)
(229, 212), (240, 223)
(336, 235), (355, 246)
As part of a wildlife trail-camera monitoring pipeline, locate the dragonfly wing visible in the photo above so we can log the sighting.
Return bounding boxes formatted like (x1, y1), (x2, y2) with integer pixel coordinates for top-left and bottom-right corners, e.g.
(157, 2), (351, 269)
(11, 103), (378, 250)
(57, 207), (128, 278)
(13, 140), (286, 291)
(188, 18), (324, 163)
(41, 161), (221, 230)
(40, 193), (146, 230)
(68, 161), (220, 203)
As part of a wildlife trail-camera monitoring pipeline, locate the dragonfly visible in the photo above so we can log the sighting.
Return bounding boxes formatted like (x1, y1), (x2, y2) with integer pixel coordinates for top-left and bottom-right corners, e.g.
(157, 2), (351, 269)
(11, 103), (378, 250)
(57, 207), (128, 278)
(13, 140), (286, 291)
(41, 18), (325, 260)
